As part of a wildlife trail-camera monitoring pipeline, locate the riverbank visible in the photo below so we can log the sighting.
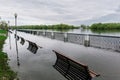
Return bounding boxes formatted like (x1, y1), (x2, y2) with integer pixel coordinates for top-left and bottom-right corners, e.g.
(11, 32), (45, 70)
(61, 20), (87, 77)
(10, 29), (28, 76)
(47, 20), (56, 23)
(11, 24), (80, 30)
(0, 30), (17, 80)
(90, 23), (120, 30)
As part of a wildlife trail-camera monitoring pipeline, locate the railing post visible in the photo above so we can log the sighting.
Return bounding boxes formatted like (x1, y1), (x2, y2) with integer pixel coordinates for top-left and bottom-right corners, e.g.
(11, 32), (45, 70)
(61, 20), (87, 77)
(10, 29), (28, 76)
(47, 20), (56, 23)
(64, 33), (68, 42)
(84, 34), (90, 47)
(52, 32), (55, 39)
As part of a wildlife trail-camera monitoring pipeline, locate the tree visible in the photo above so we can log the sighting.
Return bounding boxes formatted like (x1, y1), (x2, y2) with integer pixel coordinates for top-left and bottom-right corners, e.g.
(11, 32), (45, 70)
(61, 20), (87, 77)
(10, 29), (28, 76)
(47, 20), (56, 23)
(0, 21), (8, 30)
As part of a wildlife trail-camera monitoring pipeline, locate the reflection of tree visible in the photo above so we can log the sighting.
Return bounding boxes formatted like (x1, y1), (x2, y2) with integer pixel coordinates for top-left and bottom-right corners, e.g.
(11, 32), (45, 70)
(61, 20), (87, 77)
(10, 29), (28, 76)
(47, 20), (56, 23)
(91, 29), (120, 34)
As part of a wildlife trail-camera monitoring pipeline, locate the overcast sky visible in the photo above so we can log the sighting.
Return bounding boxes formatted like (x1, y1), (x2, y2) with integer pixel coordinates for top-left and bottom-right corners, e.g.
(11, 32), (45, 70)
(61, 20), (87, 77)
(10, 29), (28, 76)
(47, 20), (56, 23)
(0, 0), (120, 26)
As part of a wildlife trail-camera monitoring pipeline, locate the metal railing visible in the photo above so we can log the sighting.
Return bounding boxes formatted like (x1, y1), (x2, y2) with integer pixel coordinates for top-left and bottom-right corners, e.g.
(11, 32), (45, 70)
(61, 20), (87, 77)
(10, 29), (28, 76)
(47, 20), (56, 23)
(18, 29), (120, 52)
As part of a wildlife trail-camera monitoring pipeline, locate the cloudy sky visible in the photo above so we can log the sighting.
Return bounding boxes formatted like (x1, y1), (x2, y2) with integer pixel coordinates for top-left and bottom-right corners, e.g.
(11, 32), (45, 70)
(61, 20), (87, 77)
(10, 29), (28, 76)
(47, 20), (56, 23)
(0, 0), (120, 26)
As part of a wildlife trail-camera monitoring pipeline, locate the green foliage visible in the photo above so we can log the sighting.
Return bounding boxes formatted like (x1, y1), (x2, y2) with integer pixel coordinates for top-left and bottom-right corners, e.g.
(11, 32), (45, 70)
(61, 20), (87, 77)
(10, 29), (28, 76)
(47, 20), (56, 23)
(11, 24), (79, 30)
(0, 36), (6, 50)
(91, 29), (120, 34)
(90, 23), (120, 30)
(0, 35), (17, 80)
(0, 30), (7, 34)
(0, 52), (17, 80)
(0, 21), (8, 30)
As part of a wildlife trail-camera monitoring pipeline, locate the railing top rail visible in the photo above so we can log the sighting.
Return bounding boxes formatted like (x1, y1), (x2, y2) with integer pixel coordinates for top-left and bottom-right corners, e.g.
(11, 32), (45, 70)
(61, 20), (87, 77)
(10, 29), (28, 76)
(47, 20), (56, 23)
(89, 34), (120, 38)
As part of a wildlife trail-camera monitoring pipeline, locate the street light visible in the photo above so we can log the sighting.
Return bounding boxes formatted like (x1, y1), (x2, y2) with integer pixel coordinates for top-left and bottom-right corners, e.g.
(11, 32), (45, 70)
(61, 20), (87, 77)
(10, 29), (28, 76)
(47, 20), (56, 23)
(14, 13), (17, 34)
(8, 21), (10, 29)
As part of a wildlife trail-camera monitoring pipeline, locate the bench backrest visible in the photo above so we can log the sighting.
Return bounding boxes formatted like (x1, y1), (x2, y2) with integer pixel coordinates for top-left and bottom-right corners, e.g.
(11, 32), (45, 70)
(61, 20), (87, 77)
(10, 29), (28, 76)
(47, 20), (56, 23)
(53, 50), (99, 80)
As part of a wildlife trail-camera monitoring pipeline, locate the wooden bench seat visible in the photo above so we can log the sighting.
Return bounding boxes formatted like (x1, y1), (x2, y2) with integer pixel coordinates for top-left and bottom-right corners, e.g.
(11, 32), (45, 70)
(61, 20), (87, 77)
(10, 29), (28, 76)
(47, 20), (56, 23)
(53, 50), (100, 80)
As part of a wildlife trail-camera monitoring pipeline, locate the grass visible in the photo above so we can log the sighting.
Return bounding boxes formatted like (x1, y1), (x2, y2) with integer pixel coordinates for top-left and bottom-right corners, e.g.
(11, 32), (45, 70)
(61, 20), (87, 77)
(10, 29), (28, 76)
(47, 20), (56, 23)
(0, 30), (7, 34)
(0, 36), (6, 51)
(0, 30), (17, 80)
(0, 52), (17, 80)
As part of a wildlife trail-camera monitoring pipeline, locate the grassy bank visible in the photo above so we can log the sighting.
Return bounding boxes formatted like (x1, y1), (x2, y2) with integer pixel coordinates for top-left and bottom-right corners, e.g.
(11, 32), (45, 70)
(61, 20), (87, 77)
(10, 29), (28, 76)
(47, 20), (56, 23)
(0, 30), (7, 34)
(0, 30), (17, 80)
(11, 24), (80, 30)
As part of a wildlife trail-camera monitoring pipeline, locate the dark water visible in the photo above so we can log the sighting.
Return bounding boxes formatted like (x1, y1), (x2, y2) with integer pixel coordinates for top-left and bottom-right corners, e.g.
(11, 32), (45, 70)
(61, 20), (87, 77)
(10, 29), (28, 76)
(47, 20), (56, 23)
(3, 30), (120, 80)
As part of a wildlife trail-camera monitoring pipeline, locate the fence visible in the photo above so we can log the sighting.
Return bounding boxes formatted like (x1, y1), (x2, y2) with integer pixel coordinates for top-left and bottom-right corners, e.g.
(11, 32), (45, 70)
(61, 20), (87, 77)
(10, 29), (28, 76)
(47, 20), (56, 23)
(18, 30), (120, 52)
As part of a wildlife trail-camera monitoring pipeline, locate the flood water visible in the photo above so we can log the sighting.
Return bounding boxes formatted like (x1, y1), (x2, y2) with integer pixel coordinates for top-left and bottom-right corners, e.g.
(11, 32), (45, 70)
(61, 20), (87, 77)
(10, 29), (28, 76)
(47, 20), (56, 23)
(3, 30), (120, 80)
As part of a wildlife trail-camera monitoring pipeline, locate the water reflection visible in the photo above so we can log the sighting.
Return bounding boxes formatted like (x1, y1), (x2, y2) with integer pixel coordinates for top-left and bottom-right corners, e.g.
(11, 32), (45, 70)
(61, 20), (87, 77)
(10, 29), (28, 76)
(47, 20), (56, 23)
(8, 31), (12, 49)
(15, 34), (20, 67)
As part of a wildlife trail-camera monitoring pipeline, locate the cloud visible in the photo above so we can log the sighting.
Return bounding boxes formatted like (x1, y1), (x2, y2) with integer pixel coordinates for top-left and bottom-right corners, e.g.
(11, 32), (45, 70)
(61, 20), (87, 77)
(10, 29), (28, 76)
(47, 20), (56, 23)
(0, 0), (120, 25)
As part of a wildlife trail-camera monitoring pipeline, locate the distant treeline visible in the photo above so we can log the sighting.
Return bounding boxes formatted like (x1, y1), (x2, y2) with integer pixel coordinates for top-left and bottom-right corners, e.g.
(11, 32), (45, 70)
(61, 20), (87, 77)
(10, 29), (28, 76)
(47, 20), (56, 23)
(90, 23), (120, 30)
(11, 24), (80, 30)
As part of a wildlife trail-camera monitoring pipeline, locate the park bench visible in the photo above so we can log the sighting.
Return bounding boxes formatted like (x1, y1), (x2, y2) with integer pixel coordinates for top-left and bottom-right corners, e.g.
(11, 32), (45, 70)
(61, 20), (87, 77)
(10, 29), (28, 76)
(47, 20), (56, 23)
(20, 37), (25, 45)
(53, 50), (100, 80)
(16, 35), (20, 41)
(26, 40), (42, 54)
(27, 40), (39, 54)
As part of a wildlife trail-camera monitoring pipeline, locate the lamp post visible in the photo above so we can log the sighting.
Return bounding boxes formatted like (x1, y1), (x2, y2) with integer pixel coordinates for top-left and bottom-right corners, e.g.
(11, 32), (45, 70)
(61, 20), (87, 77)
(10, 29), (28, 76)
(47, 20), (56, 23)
(14, 13), (17, 34)
(8, 21), (10, 29)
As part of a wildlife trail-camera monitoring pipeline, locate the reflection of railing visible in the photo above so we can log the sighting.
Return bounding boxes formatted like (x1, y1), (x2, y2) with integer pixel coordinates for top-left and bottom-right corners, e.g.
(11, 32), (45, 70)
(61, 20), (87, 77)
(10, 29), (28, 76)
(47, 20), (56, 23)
(18, 30), (120, 52)
(53, 50), (100, 80)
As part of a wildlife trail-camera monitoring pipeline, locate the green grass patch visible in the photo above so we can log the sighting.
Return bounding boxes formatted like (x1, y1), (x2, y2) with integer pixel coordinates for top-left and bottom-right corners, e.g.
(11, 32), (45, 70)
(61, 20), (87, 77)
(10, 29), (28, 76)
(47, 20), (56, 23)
(0, 36), (6, 50)
(0, 35), (17, 80)
(0, 30), (7, 34)
(0, 52), (17, 80)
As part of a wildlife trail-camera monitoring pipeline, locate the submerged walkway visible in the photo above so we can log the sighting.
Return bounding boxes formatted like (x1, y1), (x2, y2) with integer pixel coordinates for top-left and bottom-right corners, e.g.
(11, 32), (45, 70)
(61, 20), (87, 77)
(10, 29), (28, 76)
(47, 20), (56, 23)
(4, 30), (120, 80)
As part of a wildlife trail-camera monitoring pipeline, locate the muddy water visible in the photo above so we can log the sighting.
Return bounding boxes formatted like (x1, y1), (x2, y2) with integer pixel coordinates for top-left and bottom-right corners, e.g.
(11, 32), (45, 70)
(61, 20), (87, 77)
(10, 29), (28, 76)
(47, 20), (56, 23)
(3, 31), (120, 80)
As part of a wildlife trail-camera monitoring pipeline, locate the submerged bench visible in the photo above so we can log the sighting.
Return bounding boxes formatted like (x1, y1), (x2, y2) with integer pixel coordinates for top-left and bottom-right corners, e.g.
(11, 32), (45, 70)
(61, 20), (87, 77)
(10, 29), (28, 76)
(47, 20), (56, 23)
(27, 40), (39, 54)
(53, 50), (100, 80)
(20, 37), (25, 45)
(26, 40), (42, 54)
